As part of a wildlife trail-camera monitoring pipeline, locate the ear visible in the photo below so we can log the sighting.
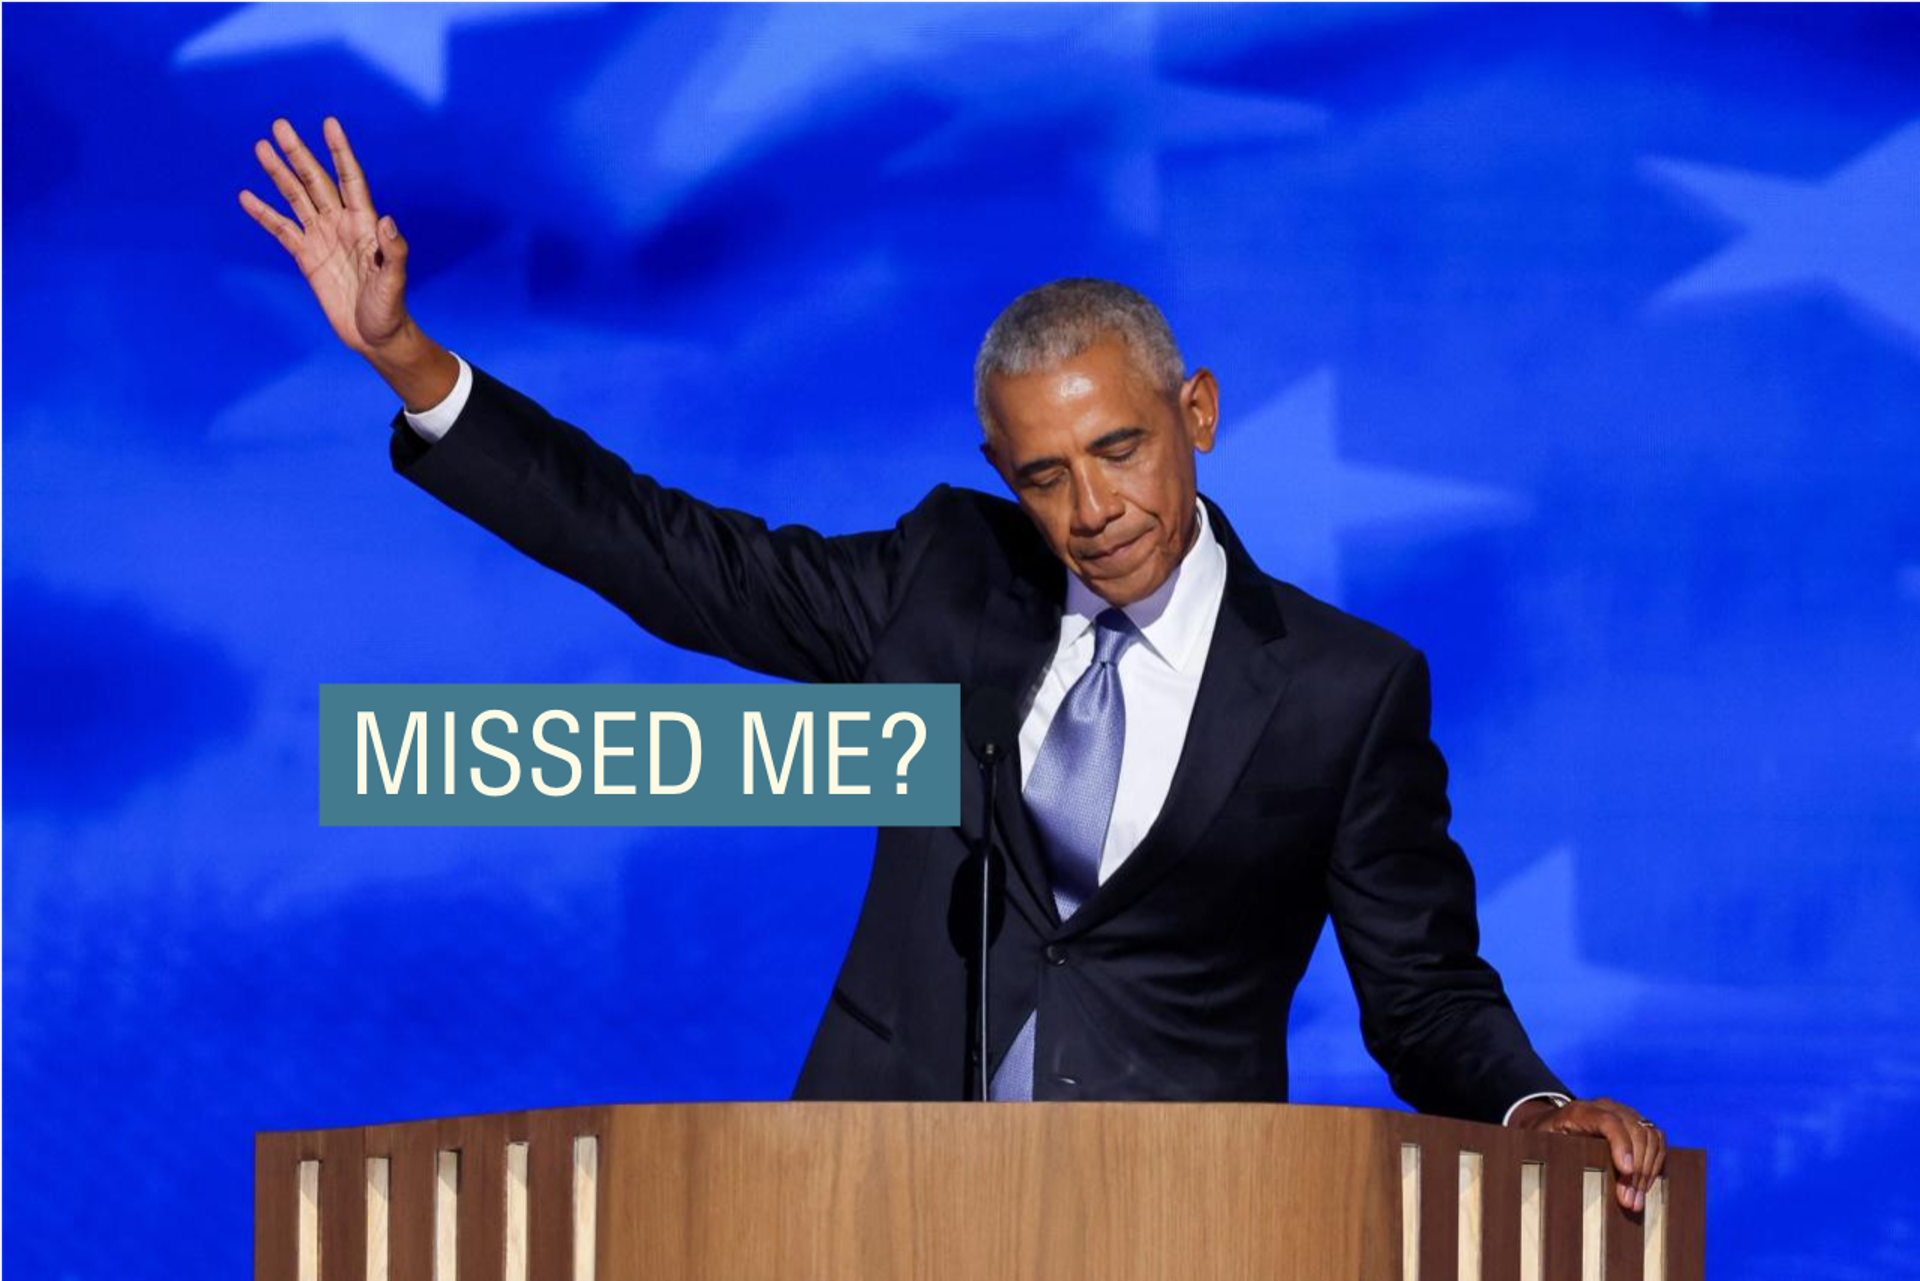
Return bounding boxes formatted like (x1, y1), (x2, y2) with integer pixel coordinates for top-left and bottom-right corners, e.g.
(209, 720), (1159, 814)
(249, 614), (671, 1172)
(1181, 368), (1220, 454)
(980, 436), (1017, 493)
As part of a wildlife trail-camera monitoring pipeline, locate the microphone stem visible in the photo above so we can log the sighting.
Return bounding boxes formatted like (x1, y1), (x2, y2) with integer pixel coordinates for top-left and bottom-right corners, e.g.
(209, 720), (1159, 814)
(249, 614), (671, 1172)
(976, 743), (1000, 1101)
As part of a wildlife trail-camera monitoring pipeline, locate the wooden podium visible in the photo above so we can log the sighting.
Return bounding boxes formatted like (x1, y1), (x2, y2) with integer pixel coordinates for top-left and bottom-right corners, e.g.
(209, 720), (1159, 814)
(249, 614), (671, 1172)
(257, 1102), (1704, 1280)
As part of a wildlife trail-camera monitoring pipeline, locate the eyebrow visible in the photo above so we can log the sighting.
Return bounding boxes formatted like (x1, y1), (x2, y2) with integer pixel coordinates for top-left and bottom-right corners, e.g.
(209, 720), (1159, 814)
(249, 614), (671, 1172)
(1013, 426), (1149, 482)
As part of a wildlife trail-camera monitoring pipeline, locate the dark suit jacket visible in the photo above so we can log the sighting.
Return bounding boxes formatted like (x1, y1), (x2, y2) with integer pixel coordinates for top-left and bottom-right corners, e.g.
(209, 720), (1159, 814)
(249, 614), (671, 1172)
(390, 363), (1570, 1123)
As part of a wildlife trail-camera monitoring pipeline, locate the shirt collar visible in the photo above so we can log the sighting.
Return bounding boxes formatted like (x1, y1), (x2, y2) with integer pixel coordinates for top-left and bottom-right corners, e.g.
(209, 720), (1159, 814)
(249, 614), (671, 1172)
(1061, 499), (1226, 674)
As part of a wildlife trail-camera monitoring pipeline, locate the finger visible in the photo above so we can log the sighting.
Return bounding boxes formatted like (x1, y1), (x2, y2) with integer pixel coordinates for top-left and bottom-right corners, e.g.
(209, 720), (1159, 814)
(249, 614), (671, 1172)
(1643, 1126), (1667, 1193)
(383, 215), (409, 292)
(254, 137), (317, 228)
(1593, 1107), (1635, 1180)
(237, 189), (304, 256)
(1628, 1122), (1654, 1202)
(273, 117), (342, 215)
(323, 116), (375, 213)
(366, 214), (409, 326)
(1612, 1107), (1659, 1199)
(1586, 1109), (1639, 1208)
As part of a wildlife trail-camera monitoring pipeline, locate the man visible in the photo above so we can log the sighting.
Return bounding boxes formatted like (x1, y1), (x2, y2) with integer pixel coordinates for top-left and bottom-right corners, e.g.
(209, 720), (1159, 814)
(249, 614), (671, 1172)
(240, 116), (1667, 1211)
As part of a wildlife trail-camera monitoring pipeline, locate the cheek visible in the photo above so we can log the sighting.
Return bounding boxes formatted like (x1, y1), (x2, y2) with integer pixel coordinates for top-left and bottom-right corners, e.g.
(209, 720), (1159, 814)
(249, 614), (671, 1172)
(1107, 470), (1155, 513)
(1121, 470), (1179, 527)
(1020, 499), (1077, 557)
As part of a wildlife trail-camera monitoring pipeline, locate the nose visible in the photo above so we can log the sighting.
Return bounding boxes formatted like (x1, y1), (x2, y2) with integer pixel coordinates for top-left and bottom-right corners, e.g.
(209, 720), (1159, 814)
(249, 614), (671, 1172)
(1068, 464), (1123, 535)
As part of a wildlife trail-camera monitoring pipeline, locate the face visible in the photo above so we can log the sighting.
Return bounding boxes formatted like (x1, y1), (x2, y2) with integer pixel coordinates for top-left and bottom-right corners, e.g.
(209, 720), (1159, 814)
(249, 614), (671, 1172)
(982, 337), (1219, 607)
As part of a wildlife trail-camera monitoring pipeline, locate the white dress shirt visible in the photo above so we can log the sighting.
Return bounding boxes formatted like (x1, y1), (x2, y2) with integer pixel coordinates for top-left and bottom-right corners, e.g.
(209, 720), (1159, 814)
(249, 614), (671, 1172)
(403, 351), (473, 442)
(1017, 499), (1227, 889)
(399, 354), (1567, 1125)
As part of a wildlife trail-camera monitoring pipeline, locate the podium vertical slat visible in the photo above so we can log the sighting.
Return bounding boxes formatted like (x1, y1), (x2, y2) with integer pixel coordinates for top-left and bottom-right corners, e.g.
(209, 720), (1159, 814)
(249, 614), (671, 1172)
(255, 1131), (300, 1281)
(1542, 1150), (1585, 1279)
(576, 1131), (603, 1281)
(1664, 1151), (1707, 1281)
(1402, 1144), (1422, 1280)
(313, 1126), (364, 1281)
(439, 1112), (507, 1281)
(505, 1141), (530, 1281)
(297, 1160), (320, 1281)
(366, 1157), (390, 1281)
(523, 1108), (605, 1281)
(1580, 1169), (1606, 1281)
(434, 1149), (459, 1281)
(1519, 1161), (1545, 1281)
(1642, 1174), (1668, 1281)
(1419, 1134), (1460, 1281)
(1479, 1149), (1521, 1281)
(365, 1120), (437, 1281)
(1605, 1174), (1645, 1281)
(1457, 1151), (1485, 1281)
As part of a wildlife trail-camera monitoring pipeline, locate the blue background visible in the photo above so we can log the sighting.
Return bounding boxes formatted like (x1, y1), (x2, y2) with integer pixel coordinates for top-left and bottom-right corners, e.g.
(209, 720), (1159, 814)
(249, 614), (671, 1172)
(6, 4), (1919, 1276)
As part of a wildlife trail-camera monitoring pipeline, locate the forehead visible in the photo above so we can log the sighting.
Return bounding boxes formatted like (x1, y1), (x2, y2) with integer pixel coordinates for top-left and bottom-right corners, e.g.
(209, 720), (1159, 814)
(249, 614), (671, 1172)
(986, 338), (1167, 448)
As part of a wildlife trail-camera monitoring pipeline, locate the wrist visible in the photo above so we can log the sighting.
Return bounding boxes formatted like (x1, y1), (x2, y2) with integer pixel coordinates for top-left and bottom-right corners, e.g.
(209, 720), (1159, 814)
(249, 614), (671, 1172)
(1507, 1096), (1568, 1129)
(366, 321), (458, 413)
(364, 315), (429, 369)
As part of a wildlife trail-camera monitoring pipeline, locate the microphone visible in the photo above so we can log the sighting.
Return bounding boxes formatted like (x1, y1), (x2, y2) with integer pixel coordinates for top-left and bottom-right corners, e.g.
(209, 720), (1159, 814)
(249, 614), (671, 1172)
(962, 687), (1018, 1101)
(964, 687), (1019, 768)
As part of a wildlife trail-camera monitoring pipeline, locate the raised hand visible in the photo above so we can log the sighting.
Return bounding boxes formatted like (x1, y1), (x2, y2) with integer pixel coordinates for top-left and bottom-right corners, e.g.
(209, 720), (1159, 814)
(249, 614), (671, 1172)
(239, 116), (411, 357)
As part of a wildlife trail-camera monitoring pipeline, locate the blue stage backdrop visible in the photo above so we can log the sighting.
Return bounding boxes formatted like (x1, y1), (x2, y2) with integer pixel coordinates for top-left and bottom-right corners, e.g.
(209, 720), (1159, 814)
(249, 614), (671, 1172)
(6, 4), (1919, 1276)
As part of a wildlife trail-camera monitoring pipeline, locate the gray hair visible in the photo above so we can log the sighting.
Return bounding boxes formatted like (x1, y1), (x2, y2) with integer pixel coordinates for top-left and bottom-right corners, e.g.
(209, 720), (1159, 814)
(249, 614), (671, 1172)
(972, 278), (1186, 438)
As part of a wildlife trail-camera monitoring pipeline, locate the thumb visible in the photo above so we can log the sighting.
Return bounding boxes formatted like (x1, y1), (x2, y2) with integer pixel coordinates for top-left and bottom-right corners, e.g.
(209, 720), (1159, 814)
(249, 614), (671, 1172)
(376, 215), (408, 291)
(367, 216), (409, 330)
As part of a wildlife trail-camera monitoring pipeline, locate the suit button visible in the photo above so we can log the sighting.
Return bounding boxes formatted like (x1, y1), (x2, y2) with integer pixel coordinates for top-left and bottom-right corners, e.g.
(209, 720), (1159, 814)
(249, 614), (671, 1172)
(1045, 944), (1067, 966)
(1052, 1074), (1078, 1088)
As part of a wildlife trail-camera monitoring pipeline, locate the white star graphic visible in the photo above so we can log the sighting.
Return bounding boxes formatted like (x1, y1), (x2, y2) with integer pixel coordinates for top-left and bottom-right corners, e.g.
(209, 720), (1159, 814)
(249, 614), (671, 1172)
(561, 5), (1321, 237)
(1286, 845), (1651, 1088)
(1644, 119), (1920, 344)
(1200, 368), (1529, 604)
(881, 69), (1323, 238)
(1286, 843), (1838, 1107)
(174, 3), (586, 108)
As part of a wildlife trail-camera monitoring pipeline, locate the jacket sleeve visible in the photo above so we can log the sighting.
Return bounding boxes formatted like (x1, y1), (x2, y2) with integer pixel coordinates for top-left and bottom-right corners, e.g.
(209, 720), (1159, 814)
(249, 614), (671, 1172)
(1324, 647), (1571, 1123)
(388, 361), (927, 685)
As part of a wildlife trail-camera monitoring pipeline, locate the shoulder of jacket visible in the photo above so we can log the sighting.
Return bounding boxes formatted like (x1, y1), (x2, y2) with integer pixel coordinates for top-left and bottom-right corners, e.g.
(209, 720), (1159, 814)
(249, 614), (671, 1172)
(898, 483), (1032, 544)
(1268, 576), (1422, 674)
(904, 482), (1016, 520)
(890, 484), (1055, 587)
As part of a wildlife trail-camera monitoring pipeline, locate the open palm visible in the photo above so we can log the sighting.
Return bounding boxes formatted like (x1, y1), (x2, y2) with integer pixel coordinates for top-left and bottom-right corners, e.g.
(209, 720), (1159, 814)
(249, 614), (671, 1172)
(238, 117), (409, 356)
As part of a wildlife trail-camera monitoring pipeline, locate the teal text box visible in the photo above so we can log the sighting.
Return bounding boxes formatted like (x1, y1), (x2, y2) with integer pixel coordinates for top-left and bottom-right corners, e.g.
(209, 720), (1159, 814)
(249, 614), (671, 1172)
(320, 684), (959, 827)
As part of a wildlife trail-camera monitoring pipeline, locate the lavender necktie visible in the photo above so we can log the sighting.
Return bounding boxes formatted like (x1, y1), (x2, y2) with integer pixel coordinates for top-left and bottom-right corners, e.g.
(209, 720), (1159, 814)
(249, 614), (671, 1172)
(990, 607), (1136, 1101)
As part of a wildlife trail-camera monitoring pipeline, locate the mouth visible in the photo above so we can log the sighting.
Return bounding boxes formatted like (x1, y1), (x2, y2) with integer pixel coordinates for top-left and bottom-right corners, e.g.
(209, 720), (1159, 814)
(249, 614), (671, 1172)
(1077, 528), (1150, 574)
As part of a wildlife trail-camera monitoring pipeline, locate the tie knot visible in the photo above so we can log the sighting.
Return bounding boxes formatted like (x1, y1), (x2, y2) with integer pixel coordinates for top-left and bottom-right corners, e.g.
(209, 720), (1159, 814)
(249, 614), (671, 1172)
(1091, 608), (1136, 666)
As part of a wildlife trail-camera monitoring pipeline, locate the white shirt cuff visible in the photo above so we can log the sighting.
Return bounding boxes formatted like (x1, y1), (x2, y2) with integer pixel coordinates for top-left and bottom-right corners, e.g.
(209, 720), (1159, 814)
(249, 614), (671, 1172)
(1502, 1091), (1572, 1127)
(402, 352), (473, 442)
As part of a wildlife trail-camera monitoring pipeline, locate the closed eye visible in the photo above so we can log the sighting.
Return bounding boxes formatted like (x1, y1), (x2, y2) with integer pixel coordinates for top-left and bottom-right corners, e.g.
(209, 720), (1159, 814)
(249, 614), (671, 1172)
(1092, 426), (1147, 461)
(1012, 426), (1147, 488)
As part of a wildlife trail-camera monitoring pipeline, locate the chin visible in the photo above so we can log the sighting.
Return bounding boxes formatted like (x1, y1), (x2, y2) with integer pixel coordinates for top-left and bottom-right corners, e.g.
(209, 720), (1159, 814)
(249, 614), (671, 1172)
(1090, 564), (1163, 607)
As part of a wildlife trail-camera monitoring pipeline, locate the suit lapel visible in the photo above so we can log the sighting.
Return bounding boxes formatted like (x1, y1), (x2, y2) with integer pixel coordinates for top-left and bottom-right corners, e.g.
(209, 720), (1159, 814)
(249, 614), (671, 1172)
(964, 548), (1066, 932)
(1058, 495), (1292, 938)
